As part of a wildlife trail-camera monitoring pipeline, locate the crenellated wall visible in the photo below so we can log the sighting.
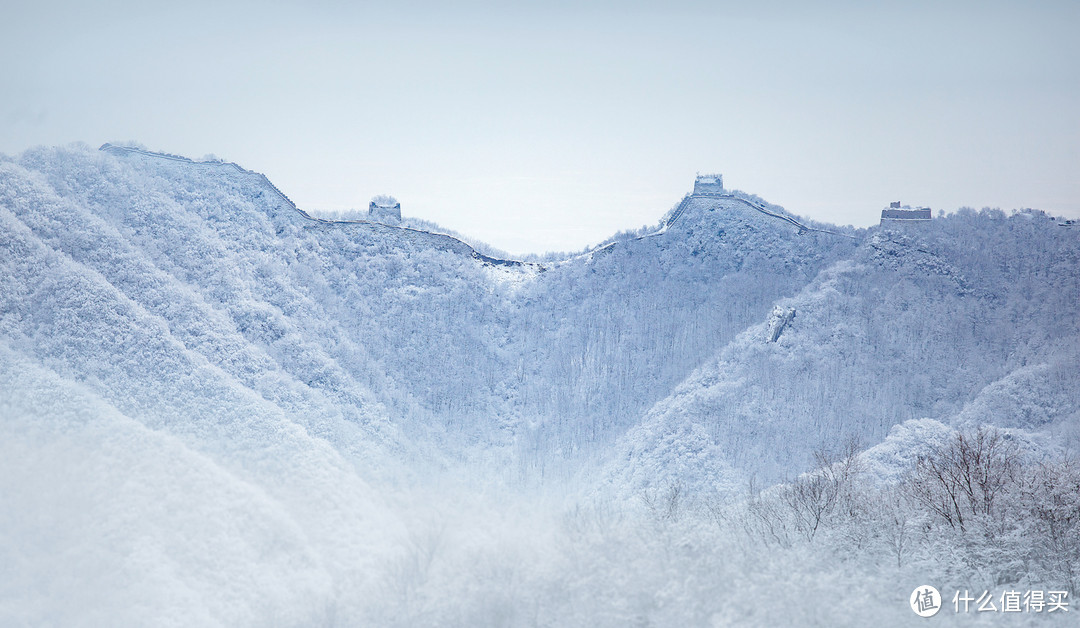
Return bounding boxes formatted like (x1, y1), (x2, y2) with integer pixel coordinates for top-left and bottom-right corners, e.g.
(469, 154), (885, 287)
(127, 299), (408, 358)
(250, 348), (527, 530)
(693, 174), (724, 195)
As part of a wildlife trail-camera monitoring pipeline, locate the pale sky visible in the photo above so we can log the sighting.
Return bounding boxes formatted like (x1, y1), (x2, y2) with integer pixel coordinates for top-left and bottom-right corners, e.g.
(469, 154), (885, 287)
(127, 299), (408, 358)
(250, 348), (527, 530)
(3, 0), (1078, 255)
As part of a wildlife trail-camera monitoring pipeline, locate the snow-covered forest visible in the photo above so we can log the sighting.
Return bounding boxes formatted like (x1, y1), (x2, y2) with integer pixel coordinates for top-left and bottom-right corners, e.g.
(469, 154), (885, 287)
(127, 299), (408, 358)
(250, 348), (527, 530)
(2, 144), (1078, 626)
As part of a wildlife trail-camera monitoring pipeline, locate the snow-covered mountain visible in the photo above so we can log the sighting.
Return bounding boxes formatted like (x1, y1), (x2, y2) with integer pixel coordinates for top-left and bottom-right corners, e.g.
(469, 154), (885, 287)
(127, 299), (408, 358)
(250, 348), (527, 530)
(2, 144), (1077, 626)
(609, 217), (1080, 496)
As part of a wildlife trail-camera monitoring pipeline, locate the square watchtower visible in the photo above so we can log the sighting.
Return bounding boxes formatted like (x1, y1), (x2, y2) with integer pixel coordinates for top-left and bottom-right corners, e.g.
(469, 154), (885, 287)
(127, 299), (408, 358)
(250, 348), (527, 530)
(693, 174), (724, 195)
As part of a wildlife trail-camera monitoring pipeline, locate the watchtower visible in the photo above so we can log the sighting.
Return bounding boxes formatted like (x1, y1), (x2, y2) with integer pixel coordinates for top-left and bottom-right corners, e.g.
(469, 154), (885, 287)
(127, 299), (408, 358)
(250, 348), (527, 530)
(369, 195), (402, 224)
(693, 174), (724, 195)
(880, 201), (931, 224)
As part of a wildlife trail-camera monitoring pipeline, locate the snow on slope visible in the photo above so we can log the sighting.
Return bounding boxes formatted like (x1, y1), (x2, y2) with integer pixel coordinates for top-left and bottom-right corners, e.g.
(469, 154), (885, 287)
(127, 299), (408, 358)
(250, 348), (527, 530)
(607, 212), (1080, 497)
(0, 341), (342, 626)
(2, 143), (1078, 625)
(5, 144), (1073, 492)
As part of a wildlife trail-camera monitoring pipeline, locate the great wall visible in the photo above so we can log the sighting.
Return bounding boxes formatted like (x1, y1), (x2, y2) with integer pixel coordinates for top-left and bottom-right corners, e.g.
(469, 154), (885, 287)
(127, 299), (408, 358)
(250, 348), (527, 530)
(99, 143), (535, 269)
(99, 145), (858, 271)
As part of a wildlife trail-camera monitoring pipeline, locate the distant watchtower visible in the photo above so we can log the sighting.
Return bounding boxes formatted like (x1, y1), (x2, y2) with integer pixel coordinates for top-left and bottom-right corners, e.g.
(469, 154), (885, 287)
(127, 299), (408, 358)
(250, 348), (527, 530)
(369, 195), (402, 224)
(693, 174), (724, 195)
(880, 201), (931, 225)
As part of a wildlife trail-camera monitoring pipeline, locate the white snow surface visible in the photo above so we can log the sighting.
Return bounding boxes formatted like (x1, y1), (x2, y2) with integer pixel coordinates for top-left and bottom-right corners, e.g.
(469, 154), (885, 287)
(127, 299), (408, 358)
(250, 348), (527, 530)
(2, 144), (1078, 626)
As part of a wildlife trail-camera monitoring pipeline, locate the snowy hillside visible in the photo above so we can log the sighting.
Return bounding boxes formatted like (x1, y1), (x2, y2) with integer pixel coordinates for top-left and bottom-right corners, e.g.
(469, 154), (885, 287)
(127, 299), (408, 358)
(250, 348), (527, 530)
(610, 216), (1080, 496)
(2, 144), (1077, 626)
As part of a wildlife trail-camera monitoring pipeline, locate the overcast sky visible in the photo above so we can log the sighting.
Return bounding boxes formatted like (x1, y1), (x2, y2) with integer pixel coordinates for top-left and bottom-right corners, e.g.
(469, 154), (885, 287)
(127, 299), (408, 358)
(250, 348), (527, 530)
(3, 0), (1078, 254)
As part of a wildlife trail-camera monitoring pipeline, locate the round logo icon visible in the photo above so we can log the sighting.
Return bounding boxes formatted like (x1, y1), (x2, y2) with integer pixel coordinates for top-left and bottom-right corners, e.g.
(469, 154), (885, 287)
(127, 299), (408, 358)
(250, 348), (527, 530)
(910, 585), (942, 617)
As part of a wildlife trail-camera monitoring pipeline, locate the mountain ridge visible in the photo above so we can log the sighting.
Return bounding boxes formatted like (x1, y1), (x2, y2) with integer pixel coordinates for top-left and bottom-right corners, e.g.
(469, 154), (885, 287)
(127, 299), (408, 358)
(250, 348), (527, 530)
(2, 142), (1077, 626)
